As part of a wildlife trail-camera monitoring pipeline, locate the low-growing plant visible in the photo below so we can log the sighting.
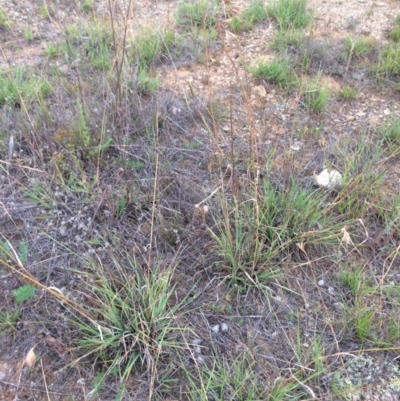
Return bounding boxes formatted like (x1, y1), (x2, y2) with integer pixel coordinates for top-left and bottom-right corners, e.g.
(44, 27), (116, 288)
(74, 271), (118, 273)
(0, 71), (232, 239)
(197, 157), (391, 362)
(63, 21), (114, 70)
(271, 29), (307, 52)
(138, 68), (159, 93)
(381, 118), (400, 150)
(40, 4), (54, 20)
(176, 0), (219, 31)
(334, 134), (387, 218)
(267, 0), (313, 31)
(340, 265), (364, 297)
(0, 7), (10, 28)
(80, 0), (94, 13)
(44, 43), (59, 58)
(248, 58), (298, 87)
(388, 26), (400, 42)
(24, 27), (33, 42)
(354, 303), (374, 342)
(212, 175), (343, 283)
(71, 257), (186, 386)
(0, 67), (52, 106)
(129, 27), (175, 69)
(230, 0), (268, 32)
(340, 85), (358, 99)
(183, 353), (269, 400)
(12, 284), (36, 303)
(373, 42), (400, 77)
(344, 36), (377, 58)
(302, 78), (329, 111)
(0, 310), (20, 336)
(387, 14), (400, 42)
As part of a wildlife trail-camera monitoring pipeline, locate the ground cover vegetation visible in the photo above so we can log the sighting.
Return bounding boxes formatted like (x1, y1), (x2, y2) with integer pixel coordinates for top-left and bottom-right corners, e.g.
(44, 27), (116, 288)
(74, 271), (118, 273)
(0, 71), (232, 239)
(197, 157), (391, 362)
(1, 0), (400, 399)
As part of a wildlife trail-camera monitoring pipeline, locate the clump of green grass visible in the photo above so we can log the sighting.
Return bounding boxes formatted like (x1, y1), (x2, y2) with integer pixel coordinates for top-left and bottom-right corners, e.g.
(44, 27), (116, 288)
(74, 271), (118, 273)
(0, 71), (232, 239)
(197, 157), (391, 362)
(212, 174), (343, 283)
(248, 58), (298, 87)
(138, 69), (159, 93)
(0, 310), (20, 337)
(39, 4), (55, 20)
(334, 133), (387, 218)
(267, 0), (313, 31)
(340, 265), (364, 297)
(0, 68), (52, 106)
(230, 0), (268, 32)
(72, 258), (185, 388)
(387, 13), (400, 42)
(176, 0), (219, 31)
(80, 0), (94, 13)
(62, 21), (114, 70)
(270, 29), (307, 52)
(128, 28), (175, 93)
(340, 86), (358, 99)
(24, 27), (33, 42)
(44, 43), (60, 58)
(130, 27), (175, 69)
(380, 118), (400, 151)
(0, 7), (10, 28)
(183, 353), (269, 400)
(302, 78), (329, 111)
(373, 42), (400, 77)
(344, 36), (377, 58)
(388, 27), (400, 42)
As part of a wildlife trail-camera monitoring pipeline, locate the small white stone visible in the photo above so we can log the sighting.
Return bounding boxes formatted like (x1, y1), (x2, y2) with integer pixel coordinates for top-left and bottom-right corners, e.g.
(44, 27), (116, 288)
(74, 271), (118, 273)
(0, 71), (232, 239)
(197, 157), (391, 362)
(211, 324), (220, 334)
(197, 355), (205, 364)
(192, 338), (202, 345)
(194, 346), (202, 355)
(221, 323), (229, 332)
(318, 279), (325, 287)
(315, 169), (342, 188)
(291, 141), (302, 151)
(328, 286), (336, 295)
(383, 108), (391, 115)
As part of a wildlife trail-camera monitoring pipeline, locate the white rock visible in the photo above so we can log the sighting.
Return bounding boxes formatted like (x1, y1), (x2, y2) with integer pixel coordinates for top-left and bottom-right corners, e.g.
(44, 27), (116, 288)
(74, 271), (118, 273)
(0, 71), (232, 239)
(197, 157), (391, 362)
(211, 324), (220, 334)
(318, 279), (325, 287)
(197, 355), (205, 364)
(328, 286), (336, 295)
(221, 323), (229, 332)
(291, 141), (302, 151)
(315, 169), (342, 188)
(192, 338), (202, 345)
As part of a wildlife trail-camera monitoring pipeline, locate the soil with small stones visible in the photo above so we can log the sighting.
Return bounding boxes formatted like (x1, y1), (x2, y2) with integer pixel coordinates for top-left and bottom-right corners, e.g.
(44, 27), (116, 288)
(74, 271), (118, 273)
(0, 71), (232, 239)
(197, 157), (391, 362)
(1, 0), (400, 400)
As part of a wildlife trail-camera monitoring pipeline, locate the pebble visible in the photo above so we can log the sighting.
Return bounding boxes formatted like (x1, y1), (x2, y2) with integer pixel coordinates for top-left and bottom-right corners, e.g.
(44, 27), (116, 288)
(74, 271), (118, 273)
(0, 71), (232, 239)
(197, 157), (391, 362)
(328, 286), (336, 295)
(318, 279), (325, 287)
(197, 355), (205, 364)
(211, 324), (220, 334)
(383, 108), (390, 115)
(315, 169), (342, 189)
(221, 323), (229, 332)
